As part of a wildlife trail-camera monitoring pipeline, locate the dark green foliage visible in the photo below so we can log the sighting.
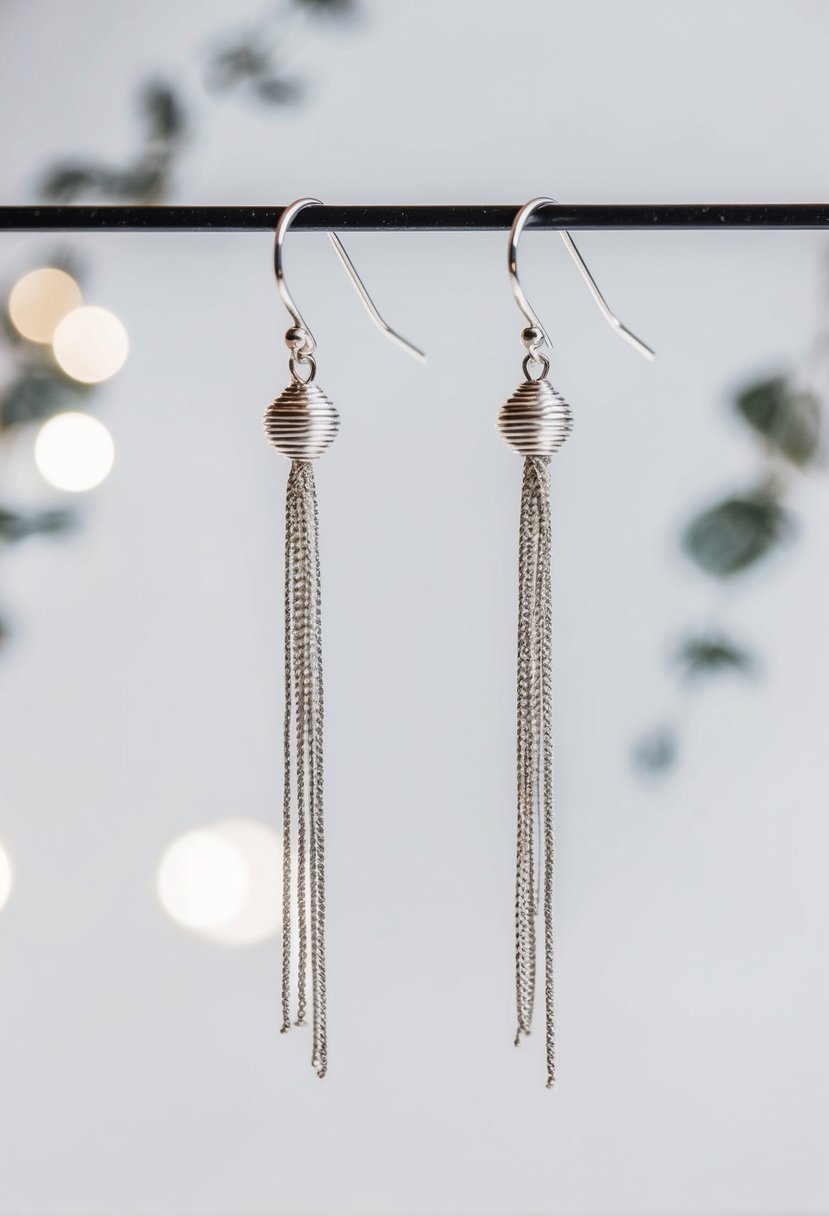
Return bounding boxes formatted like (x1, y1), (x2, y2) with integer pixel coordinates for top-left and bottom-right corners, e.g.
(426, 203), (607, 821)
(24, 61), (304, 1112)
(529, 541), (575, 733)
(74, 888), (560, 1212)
(294, 0), (358, 13)
(0, 363), (89, 430)
(683, 491), (792, 577)
(0, 507), (74, 544)
(40, 81), (187, 204)
(254, 75), (303, 104)
(42, 158), (163, 204)
(207, 40), (272, 90)
(676, 635), (755, 679)
(205, 38), (302, 105)
(39, 164), (104, 203)
(635, 367), (823, 776)
(1, 307), (23, 347)
(633, 726), (677, 774)
(735, 376), (821, 466)
(203, 0), (354, 106)
(140, 81), (187, 144)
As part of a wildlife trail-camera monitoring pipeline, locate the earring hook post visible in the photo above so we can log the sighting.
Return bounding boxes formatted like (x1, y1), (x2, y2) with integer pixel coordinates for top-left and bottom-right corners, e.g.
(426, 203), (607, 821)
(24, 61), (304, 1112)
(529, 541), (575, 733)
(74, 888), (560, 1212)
(274, 197), (425, 362)
(509, 197), (655, 362)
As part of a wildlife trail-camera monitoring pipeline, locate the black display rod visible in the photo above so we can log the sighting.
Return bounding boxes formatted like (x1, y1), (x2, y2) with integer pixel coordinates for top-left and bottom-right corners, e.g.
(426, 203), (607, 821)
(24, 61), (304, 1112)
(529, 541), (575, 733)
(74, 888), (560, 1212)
(1, 203), (828, 233)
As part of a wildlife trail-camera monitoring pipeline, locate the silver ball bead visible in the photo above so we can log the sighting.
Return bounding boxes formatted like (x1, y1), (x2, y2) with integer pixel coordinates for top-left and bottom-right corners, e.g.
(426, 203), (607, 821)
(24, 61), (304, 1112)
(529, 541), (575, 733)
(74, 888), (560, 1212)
(264, 380), (340, 460)
(285, 325), (313, 353)
(497, 378), (573, 457)
(520, 326), (544, 349)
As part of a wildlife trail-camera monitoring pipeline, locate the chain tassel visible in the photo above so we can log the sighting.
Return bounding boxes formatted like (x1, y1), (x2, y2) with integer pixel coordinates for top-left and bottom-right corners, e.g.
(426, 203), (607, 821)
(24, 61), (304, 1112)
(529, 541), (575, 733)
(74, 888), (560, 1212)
(514, 455), (555, 1089)
(498, 357), (570, 1088)
(280, 459), (328, 1079)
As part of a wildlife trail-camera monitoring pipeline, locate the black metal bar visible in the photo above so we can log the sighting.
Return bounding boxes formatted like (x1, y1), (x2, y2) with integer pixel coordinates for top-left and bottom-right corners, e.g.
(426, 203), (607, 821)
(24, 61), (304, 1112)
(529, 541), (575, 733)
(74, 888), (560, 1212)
(1, 203), (829, 233)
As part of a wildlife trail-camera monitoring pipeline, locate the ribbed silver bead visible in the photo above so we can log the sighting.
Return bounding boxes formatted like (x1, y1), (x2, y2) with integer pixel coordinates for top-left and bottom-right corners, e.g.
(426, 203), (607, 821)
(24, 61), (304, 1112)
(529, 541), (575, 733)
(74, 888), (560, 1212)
(264, 380), (340, 461)
(497, 378), (573, 457)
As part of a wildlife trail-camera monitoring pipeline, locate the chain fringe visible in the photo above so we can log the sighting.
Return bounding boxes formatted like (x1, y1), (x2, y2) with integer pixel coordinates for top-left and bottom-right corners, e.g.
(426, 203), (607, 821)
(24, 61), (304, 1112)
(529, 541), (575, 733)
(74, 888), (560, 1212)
(281, 459), (328, 1078)
(514, 456), (555, 1089)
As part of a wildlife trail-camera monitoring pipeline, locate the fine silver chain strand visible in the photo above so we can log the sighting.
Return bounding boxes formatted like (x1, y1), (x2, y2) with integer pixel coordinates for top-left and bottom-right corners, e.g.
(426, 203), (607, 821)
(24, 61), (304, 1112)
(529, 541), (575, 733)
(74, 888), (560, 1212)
(514, 456), (555, 1087)
(281, 460), (328, 1077)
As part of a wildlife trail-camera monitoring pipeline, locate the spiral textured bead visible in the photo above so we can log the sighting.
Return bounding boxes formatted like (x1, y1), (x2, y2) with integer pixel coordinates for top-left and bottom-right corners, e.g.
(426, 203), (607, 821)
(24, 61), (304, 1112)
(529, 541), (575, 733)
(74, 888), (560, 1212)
(497, 379), (573, 458)
(264, 380), (340, 460)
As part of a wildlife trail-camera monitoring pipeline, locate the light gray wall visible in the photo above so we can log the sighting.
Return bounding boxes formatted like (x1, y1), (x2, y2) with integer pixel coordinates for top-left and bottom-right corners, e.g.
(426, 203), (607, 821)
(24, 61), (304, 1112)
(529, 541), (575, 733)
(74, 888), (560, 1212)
(0, 1), (828, 1213)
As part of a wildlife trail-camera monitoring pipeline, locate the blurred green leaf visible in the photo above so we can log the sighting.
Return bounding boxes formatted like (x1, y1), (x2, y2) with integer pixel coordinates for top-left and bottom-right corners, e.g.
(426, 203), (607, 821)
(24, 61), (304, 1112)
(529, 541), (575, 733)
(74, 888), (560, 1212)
(206, 40), (272, 91)
(293, 0), (358, 14)
(140, 81), (187, 143)
(40, 163), (107, 202)
(254, 75), (303, 104)
(41, 153), (171, 205)
(0, 363), (89, 430)
(676, 634), (755, 679)
(683, 491), (792, 576)
(0, 306), (23, 348)
(633, 726), (677, 774)
(735, 376), (821, 466)
(39, 83), (183, 205)
(0, 507), (75, 544)
(104, 156), (172, 202)
(205, 39), (302, 105)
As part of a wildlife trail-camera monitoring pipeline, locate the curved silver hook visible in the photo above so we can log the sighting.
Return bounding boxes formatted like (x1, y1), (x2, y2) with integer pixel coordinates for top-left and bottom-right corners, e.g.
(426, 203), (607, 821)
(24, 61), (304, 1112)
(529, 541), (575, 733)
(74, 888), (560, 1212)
(274, 198), (425, 363)
(509, 197), (655, 362)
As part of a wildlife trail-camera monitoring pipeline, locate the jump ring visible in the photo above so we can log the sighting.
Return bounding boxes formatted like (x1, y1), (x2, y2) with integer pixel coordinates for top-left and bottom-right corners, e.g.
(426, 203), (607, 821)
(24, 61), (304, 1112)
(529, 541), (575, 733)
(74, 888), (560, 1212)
(290, 353), (317, 384)
(522, 352), (550, 381)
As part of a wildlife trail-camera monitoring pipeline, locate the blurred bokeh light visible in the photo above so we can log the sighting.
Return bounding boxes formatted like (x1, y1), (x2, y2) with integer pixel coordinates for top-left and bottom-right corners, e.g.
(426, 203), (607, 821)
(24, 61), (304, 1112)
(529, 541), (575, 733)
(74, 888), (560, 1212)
(8, 266), (82, 343)
(34, 411), (115, 492)
(157, 820), (282, 946)
(52, 304), (128, 383)
(0, 840), (13, 913)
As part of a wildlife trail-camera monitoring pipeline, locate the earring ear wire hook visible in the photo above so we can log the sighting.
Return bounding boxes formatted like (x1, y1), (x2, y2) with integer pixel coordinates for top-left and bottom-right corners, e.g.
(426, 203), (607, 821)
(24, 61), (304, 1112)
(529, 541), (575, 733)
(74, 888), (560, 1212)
(509, 197), (655, 362)
(274, 197), (426, 363)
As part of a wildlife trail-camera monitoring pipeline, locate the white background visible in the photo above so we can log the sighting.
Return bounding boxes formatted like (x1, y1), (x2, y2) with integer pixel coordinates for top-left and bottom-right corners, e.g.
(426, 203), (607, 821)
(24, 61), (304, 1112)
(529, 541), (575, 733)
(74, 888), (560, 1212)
(0, 2), (828, 1213)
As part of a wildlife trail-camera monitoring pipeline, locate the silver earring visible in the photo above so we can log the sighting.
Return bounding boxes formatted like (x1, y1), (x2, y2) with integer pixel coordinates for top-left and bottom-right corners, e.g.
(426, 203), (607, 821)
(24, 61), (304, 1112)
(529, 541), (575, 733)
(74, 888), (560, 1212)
(265, 199), (423, 1078)
(497, 198), (654, 1088)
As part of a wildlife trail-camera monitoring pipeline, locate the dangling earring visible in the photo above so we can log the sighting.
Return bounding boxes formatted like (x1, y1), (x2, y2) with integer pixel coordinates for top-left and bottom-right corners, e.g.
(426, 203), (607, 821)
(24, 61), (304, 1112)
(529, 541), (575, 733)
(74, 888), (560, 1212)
(265, 199), (424, 1078)
(497, 198), (654, 1088)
